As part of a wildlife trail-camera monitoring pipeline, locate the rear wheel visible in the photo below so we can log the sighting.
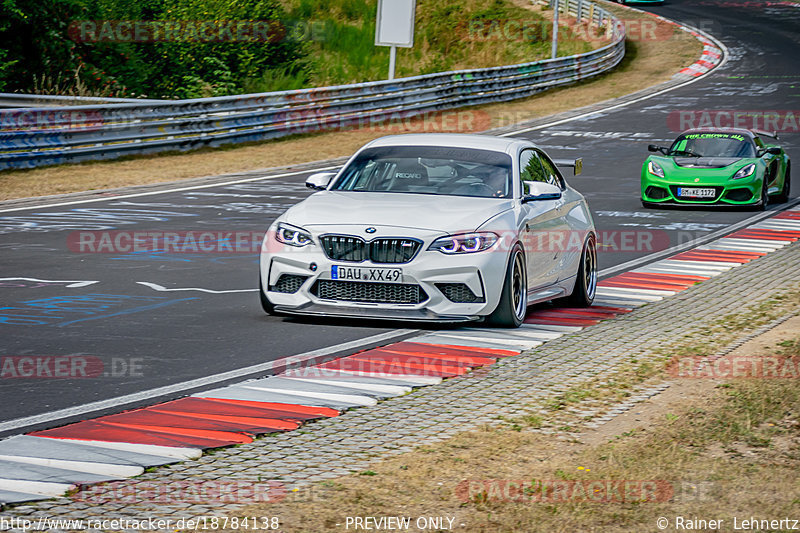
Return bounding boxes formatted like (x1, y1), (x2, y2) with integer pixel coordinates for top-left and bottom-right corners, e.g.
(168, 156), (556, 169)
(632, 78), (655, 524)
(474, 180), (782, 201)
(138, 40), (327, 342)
(259, 276), (276, 315)
(487, 245), (527, 328)
(567, 236), (597, 307)
(776, 163), (791, 203)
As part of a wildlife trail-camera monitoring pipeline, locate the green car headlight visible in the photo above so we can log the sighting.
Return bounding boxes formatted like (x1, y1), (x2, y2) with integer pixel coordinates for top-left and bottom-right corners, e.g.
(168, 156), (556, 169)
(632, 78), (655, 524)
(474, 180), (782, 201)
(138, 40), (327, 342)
(647, 161), (665, 178)
(732, 163), (756, 180)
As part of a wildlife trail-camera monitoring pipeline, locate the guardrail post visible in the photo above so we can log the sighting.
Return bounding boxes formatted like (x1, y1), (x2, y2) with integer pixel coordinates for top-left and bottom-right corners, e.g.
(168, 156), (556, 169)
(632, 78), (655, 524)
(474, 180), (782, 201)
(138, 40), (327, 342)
(588, 3), (595, 27)
(576, 0), (583, 22)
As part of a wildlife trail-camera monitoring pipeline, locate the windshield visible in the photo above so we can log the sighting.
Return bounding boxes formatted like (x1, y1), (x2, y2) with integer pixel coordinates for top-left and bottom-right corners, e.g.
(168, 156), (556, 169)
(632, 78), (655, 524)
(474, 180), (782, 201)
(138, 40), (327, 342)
(669, 133), (755, 158)
(330, 146), (514, 198)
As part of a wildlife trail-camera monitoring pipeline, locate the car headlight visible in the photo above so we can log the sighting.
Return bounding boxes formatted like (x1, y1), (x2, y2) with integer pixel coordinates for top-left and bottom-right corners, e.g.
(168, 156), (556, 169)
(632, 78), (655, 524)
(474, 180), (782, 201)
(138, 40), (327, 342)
(647, 161), (665, 178)
(429, 232), (498, 254)
(732, 163), (756, 180)
(275, 222), (313, 247)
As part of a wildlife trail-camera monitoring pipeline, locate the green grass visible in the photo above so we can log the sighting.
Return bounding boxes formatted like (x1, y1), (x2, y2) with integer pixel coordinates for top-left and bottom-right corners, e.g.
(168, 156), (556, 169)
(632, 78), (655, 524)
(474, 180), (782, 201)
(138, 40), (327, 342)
(255, 0), (594, 90)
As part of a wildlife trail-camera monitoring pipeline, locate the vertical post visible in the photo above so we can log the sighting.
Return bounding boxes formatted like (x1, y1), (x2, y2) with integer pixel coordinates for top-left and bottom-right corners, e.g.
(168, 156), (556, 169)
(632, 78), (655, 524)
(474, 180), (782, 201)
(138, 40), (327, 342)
(388, 45), (397, 81)
(551, 0), (559, 59)
(576, 0), (582, 23)
(588, 3), (595, 28)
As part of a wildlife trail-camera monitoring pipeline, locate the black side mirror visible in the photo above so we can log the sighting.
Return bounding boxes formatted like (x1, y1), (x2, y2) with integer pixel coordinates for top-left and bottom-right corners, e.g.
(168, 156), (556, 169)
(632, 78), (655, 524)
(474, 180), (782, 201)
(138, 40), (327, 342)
(648, 144), (668, 155)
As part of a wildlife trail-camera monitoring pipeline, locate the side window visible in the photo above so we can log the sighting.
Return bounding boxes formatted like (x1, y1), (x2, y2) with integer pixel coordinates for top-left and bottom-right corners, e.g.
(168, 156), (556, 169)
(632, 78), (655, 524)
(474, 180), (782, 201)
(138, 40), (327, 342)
(519, 149), (548, 184)
(538, 152), (565, 189)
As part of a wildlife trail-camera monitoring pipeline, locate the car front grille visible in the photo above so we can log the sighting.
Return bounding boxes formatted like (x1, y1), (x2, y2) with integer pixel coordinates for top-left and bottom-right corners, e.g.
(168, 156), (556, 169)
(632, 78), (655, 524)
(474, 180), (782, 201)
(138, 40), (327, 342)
(311, 280), (428, 304)
(319, 235), (368, 262)
(644, 186), (670, 200)
(369, 238), (421, 263)
(320, 235), (421, 264)
(271, 274), (308, 294)
(435, 283), (485, 303)
(724, 188), (754, 202)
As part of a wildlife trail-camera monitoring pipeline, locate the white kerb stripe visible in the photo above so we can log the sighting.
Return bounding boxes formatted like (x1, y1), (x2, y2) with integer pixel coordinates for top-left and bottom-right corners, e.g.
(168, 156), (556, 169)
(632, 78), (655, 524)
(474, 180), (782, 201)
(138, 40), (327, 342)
(280, 377), (410, 395)
(49, 439), (202, 460)
(0, 455), (143, 478)
(238, 386), (377, 406)
(0, 479), (75, 497)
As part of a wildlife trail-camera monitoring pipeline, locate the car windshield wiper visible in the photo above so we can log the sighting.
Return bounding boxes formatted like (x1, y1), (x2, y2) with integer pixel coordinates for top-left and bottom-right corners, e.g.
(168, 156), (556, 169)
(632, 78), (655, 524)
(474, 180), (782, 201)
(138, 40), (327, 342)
(668, 149), (703, 157)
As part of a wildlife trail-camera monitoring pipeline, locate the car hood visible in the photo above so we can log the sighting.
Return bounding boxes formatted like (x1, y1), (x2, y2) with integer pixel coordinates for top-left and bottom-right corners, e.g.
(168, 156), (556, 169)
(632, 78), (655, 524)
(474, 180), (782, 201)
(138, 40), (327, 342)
(673, 157), (744, 168)
(283, 191), (514, 232)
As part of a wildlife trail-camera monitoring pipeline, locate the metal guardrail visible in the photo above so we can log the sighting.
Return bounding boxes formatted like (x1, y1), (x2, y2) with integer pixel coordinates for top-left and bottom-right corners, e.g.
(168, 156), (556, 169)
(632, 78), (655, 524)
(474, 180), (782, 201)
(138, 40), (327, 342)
(0, 93), (168, 109)
(0, 0), (624, 170)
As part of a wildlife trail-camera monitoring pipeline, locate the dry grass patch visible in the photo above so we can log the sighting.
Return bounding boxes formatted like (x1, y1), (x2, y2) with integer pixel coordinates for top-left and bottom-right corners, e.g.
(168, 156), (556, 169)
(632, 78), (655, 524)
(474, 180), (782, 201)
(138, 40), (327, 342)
(228, 372), (800, 532)
(211, 290), (800, 532)
(0, 3), (701, 201)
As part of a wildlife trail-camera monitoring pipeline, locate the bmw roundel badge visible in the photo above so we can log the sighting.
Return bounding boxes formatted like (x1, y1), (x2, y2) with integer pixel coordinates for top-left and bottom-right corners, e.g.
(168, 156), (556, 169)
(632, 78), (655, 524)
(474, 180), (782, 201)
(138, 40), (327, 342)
(365, 227), (377, 234)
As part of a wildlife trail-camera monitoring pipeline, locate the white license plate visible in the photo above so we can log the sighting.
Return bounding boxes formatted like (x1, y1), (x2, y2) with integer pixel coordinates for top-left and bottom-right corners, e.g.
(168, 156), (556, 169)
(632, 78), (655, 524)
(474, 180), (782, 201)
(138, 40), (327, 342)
(677, 187), (716, 198)
(331, 265), (402, 282)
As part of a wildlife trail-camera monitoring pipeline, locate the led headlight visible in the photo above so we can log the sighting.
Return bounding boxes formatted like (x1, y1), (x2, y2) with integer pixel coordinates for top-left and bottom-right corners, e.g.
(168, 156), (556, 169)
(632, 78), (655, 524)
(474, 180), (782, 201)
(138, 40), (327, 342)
(647, 161), (665, 178)
(732, 163), (756, 180)
(429, 232), (498, 254)
(275, 223), (313, 247)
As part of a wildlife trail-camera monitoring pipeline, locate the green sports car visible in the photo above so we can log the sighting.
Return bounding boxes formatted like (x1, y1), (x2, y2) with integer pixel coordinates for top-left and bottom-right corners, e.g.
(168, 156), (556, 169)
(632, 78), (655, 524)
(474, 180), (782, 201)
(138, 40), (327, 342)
(641, 128), (791, 209)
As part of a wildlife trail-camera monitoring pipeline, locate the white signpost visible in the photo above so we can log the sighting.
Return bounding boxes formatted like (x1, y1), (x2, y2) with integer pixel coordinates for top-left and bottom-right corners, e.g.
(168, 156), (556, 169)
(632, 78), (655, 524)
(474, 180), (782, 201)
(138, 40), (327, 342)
(375, 0), (416, 81)
(551, 0), (559, 59)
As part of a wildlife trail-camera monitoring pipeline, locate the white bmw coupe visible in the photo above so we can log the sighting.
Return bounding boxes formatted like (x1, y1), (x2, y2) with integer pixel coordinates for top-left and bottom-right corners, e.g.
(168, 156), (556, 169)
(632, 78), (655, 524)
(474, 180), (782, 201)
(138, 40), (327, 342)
(259, 134), (597, 327)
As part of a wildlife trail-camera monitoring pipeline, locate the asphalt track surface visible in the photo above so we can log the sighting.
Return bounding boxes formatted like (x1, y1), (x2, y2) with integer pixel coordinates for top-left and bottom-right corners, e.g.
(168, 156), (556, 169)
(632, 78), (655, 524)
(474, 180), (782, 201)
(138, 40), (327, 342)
(0, 0), (797, 434)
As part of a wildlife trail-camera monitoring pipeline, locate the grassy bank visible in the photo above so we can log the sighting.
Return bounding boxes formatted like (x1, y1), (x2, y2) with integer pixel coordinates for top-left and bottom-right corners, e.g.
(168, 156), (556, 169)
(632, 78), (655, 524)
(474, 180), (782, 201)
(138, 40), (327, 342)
(226, 291), (800, 532)
(269, 0), (593, 89)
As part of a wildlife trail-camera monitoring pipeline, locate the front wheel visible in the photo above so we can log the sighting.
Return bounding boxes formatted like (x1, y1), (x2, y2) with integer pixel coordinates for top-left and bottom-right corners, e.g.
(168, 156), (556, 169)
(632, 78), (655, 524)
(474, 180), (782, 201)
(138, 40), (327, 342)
(754, 179), (770, 211)
(567, 236), (597, 307)
(776, 163), (791, 203)
(486, 245), (527, 328)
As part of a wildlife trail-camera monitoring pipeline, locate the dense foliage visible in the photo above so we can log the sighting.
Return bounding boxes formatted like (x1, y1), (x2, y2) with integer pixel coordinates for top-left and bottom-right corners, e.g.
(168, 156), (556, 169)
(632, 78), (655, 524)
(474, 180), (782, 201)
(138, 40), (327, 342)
(0, 0), (587, 97)
(0, 0), (309, 97)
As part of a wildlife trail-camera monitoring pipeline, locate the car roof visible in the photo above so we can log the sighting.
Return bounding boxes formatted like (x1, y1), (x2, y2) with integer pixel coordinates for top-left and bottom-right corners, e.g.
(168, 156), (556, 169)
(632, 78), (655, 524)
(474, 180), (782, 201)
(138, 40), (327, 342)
(678, 128), (756, 139)
(363, 133), (528, 154)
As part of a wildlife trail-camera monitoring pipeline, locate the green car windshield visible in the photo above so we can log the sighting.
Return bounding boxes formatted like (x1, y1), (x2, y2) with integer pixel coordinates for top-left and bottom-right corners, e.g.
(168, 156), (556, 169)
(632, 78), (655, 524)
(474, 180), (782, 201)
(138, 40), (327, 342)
(669, 133), (756, 158)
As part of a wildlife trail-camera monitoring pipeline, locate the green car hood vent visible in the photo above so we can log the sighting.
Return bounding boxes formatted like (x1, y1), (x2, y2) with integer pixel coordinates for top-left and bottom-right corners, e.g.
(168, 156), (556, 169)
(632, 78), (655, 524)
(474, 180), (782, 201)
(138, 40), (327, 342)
(673, 157), (742, 168)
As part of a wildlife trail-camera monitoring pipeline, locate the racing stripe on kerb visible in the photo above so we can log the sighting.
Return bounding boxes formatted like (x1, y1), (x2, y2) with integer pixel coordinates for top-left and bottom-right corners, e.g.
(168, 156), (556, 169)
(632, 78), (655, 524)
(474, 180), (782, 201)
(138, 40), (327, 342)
(1, 205), (798, 507)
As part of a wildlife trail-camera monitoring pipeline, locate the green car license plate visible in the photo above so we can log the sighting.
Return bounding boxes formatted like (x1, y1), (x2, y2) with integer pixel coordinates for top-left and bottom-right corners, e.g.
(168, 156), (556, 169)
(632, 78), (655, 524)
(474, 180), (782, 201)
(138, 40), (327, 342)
(677, 187), (715, 198)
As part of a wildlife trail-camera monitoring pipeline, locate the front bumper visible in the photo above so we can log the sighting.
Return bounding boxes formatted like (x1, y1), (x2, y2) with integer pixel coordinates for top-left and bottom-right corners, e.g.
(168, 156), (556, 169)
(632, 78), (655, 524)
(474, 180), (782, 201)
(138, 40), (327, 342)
(641, 175), (761, 206)
(272, 302), (480, 322)
(260, 235), (510, 321)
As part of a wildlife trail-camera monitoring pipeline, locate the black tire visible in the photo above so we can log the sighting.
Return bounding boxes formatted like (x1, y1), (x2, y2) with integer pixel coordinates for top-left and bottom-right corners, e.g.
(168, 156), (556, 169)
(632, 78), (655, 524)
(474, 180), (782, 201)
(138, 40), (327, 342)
(567, 236), (597, 307)
(754, 178), (769, 211)
(776, 163), (791, 203)
(259, 276), (276, 315)
(486, 245), (527, 328)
